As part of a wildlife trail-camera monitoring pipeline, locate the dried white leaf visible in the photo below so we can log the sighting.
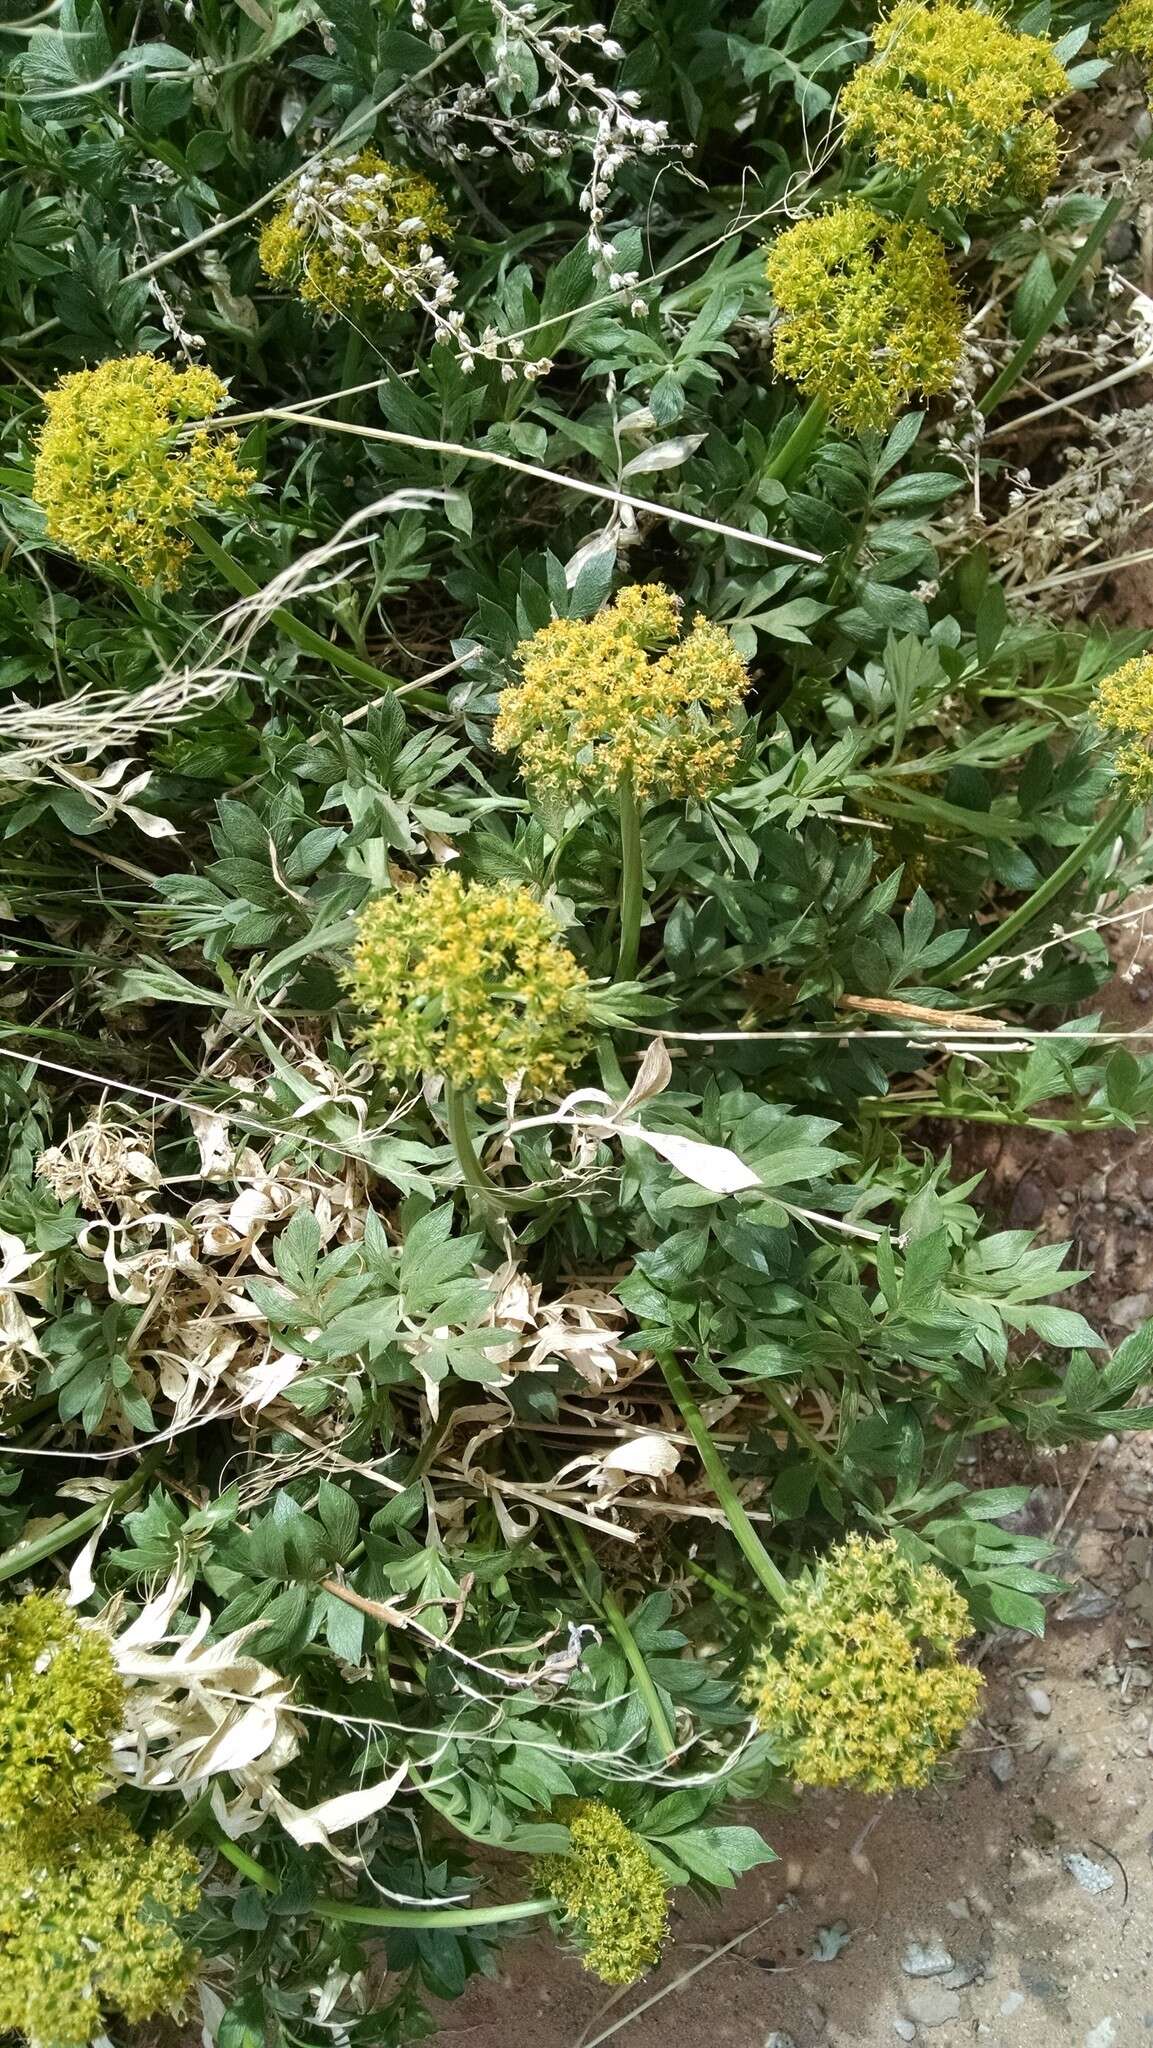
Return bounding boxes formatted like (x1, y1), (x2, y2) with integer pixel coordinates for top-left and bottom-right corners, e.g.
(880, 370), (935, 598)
(272, 1762), (408, 1849)
(617, 1121), (762, 1194)
(600, 1433), (680, 1480)
(620, 435), (706, 477)
(621, 1036), (672, 1112)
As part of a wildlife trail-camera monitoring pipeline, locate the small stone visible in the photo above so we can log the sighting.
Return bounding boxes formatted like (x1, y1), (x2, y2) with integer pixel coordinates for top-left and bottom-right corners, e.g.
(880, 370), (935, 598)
(904, 1983), (962, 2028)
(893, 2024), (916, 2042)
(902, 1940), (954, 1978)
(1000, 1991), (1026, 2017)
(1055, 1584), (1116, 1623)
(1063, 1851), (1115, 1895)
(942, 1961), (982, 1990)
(945, 1897), (971, 1920)
(764, 2035), (799, 2048)
(1025, 1684), (1052, 1717)
(989, 1747), (1016, 1784)
(1084, 2023), (1118, 2048)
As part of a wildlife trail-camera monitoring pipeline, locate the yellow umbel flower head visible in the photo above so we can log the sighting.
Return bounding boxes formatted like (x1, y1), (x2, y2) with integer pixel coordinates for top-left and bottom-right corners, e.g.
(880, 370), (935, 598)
(764, 201), (964, 432)
(33, 354), (253, 588)
(1094, 653), (1153, 795)
(0, 1806), (199, 2047)
(841, 1), (1068, 209)
(494, 585), (749, 803)
(0, 1592), (124, 1828)
(1104, 0), (1153, 71)
(260, 148), (451, 316)
(534, 1799), (670, 1985)
(747, 1535), (982, 1793)
(350, 871), (592, 1103)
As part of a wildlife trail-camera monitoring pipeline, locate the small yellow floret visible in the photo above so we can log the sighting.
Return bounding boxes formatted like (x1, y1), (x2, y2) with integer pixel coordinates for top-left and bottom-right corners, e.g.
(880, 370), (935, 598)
(494, 585), (748, 803)
(746, 1535), (982, 1793)
(0, 1592), (124, 1827)
(1104, 0), (1153, 69)
(0, 1806), (199, 2047)
(534, 1799), (670, 1985)
(32, 354), (253, 588)
(259, 149), (450, 315)
(841, 0), (1068, 209)
(1094, 653), (1153, 796)
(764, 201), (965, 432)
(349, 871), (592, 1103)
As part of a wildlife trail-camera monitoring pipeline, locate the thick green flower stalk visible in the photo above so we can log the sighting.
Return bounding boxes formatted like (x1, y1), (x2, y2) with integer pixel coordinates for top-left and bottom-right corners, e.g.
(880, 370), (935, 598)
(747, 1536), (983, 1792)
(0, 1807), (199, 2047)
(841, 0), (1068, 210)
(32, 355), (253, 588)
(494, 584), (748, 805)
(534, 1800), (670, 1985)
(349, 871), (592, 1104)
(0, 1592), (124, 1825)
(764, 202), (964, 432)
(1094, 654), (1153, 796)
(260, 149), (452, 316)
(1104, 0), (1153, 71)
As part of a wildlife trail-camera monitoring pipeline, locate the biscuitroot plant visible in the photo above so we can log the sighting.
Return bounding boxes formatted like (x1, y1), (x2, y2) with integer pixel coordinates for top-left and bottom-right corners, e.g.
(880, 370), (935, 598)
(494, 583), (749, 977)
(31, 356), (415, 703)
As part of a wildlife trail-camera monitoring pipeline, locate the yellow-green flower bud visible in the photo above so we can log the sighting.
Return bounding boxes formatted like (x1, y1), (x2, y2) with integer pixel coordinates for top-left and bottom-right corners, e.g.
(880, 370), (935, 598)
(841, 1), (1068, 210)
(0, 1806), (199, 2047)
(259, 149), (451, 316)
(494, 585), (748, 803)
(0, 1592), (124, 1828)
(746, 1535), (982, 1792)
(349, 871), (592, 1103)
(1103, 0), (1153, 70)
(534, 1799), (670, 1985)
(764, 201), (964, 432)
(32, 354), (253, 588)
(1094, 653), (1153, 796)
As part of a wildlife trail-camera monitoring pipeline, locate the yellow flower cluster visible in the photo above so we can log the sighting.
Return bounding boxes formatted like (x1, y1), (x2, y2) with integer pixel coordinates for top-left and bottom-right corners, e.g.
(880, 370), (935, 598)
(33, 355), (252, 589)
(349, 871), (592, 1103)
(495, 585), (748, 803)
(0, 1593), (199, 2044)
(534, 1800), (670, 1985)
(1104, 0), (1153, 70)
(1094, 653), (1153, 795)
(764, 202), (964, 432)
(841, 0), (1068, 210)
(0, 1592), (124, 1826)
(259, 149), (450, 315)
(0, 1807), (199, 2048)
(747, 1535), (982, 1792)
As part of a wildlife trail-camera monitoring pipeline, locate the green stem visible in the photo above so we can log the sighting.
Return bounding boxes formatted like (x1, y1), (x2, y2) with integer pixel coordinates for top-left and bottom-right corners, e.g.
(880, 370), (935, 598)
(0, 1447), (164, 1584)
(314, 1896), (554, 1930)
(979, 190), (1134, 417)
(616, 775), (644, 981)
(656, 1350), (791, 1606)
(443, 1081), (501, 1230)
(941, 793), (1131, 987)
(183, 517), (445, 713)
(205, 1827), (553, 1927)
(544, 1506), (678, 1759)
(764, 397), (829, 487)
(758, 1384), (886, 1532)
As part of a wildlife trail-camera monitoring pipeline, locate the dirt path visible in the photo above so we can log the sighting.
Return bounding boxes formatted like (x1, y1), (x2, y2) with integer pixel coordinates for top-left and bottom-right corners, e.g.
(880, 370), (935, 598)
(433, 1437), (1153, 2046)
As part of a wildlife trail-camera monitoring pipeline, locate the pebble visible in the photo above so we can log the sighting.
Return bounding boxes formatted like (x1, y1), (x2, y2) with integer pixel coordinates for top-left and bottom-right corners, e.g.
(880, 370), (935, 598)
(902, 1940), (954, 1978)
(1055, 1584), (1116, 1623)
(764, 2035), (799, 2048)
(1000, 1991), (1026, 2017)
(989, 1747), (1016, 1785)
(1063, 1851), (1115, 1895)
(945, 1897), (971, 1920)
(1025, 1684), (1052, 1717)
(1084, 2022), (1118, 2048)
(904, 1983), (962, 2028)
(892, 2024), (916, 2042)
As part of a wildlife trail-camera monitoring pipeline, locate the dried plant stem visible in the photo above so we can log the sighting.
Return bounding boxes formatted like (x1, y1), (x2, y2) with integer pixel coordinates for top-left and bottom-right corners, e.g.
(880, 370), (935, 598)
(616, 777), (644, 981)
(656, 1350), (790, 1605)
(942, 793), (1131, 986)
(183, 518), (445, 710)
(252, 409), (822, 564)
